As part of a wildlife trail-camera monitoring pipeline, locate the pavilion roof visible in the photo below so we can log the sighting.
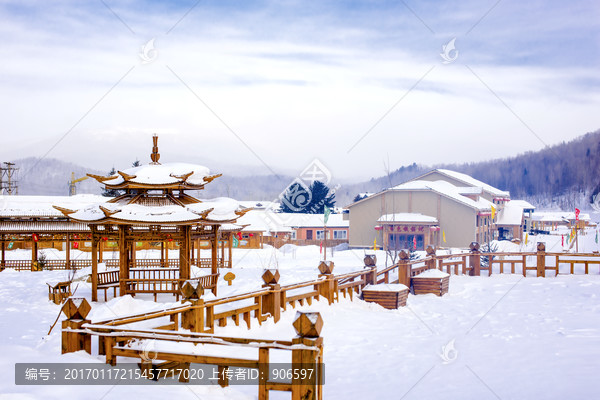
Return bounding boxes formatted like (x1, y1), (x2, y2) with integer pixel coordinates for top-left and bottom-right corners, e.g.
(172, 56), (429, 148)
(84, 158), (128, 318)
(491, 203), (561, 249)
(88, 162), (221, 190)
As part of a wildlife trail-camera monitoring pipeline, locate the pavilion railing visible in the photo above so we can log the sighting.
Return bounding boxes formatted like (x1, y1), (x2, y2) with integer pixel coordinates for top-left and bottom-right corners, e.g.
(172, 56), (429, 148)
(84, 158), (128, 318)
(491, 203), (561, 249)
(0, 258), (229, 271)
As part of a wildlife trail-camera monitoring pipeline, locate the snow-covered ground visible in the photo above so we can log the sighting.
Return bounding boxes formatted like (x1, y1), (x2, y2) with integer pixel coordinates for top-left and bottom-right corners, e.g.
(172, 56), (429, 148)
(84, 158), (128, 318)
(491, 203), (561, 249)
(1, 229), (599, 399)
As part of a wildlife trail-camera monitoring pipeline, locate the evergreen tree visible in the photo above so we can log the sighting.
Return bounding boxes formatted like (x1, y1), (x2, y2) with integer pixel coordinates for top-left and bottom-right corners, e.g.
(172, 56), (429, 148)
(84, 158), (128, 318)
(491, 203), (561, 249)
(353, 193), (367, 202)
(307, 181), (335, 214)
(101, 167), (122, 197)
(132, 159), (141, 167)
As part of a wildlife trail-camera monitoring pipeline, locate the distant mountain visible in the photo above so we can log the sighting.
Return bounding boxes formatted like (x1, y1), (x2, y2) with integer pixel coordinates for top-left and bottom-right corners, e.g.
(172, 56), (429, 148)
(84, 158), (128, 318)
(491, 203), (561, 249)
(342, 129), (600, 209)
(6, 129), (599, 211)
(8, 157), (104, 196)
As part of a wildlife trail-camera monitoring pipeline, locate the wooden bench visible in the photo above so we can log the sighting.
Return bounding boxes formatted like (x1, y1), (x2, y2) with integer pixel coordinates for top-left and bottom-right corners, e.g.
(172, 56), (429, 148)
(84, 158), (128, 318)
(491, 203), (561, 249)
(97, 270), (120, 301)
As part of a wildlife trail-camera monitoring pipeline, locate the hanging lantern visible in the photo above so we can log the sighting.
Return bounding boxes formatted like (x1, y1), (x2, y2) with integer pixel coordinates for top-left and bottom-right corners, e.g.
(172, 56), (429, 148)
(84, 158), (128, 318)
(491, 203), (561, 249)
(32, 233), (39, 242)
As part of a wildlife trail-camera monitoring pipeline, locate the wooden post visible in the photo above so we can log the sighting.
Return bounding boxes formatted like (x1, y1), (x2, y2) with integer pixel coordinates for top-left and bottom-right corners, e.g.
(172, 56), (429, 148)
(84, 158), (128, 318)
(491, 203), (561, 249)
(228, 232), (233, 268)
(318, 261), (335, 304)
(181, 299), (205, 333)
(131, 239), (137, 268)
(211, 225), (219, 276)
(469, 242), (481, 276)
(99, 239), (103, 263)
(262, 269), (281, 323)
(91, 234), (98, 302)
(1, 234), (5, 270)
(61, 298), (92, 355)
(537, 242), (546, 277)
(397, 250), (410, 287)
(196, 238), (200, 265)
(65, 234), (71, 270)
(190, 238), (195, 265)
(220, 234), (225, 267)
(292, 311), (323, 400)
(118, 225), (128, 296)
(179, 226), (191, 281)
(161, 241), (165, 266)
(425, 245), (436, 271)
(31, 238), (38, 271)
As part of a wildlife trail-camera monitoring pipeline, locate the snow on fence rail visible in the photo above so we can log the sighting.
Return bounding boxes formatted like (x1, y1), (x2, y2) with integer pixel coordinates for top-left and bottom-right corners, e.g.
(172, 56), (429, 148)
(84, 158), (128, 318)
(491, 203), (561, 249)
(60, 297), (324, 399)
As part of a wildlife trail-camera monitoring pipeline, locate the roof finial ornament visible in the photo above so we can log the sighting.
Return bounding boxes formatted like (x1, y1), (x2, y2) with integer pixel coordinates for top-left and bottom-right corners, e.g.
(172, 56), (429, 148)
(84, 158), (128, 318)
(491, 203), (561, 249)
(150, 134), (161, 165)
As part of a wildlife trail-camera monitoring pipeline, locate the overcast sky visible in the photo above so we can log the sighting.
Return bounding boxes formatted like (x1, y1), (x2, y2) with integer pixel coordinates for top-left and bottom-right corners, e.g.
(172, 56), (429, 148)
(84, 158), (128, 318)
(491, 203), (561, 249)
(1, 0), (599, 182)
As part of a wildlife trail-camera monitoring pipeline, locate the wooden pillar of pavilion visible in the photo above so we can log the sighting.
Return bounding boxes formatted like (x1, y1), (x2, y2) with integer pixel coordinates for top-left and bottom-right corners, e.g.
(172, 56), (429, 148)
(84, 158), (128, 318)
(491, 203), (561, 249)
(65, 234), (71, 270)
(99, 239), (103, 263)
(31, 238), (38, 270)
(131, 239), (136, 268)
(160, 241), (165, 267)
(1, 234), (5, 269)
(190, 238), (195, 265)
(118, 225), (129, 296)
(179, 225), (191, 281)
(211, 225), (219, 275)
(196, 238), (201, 265)
(228, 232), (233, 269)
(220, 234), (225, 268)
(91, 231), (98, 302)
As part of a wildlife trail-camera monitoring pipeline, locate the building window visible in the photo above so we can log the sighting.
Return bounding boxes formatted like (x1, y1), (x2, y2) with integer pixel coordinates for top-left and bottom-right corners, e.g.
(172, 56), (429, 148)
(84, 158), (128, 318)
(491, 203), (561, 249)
(306, 230), (313, 240)
(316, 230), (325, 240)
(333, 230), (347, 239)
(388, 234), (424, 251)
(290, 231), (296, 240)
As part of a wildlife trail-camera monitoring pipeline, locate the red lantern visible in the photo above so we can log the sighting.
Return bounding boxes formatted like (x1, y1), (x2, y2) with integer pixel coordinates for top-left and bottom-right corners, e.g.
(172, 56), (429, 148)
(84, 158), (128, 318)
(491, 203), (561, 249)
(102, 237), (108, 241)
(73, 242), (79, 249)
(32, 233), (39, 242)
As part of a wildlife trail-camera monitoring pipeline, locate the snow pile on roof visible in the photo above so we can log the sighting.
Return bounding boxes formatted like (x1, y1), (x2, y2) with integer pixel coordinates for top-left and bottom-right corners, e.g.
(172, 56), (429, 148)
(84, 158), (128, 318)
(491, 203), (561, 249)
(236, 210), (348, 233)
(507, 199), (535, 210)
(413, 269), (450, 278)
(0, 194), (109, 217)
(104, 163), (212, 186)
(497, 202), (525, 226)
(532, 211), (591, 223)
(378, 213), (438, 223)
(390, 180), (493, 211)
(435, 169), (510, 198)
(66, 197), (241, 224)
(362, 283), (409, 292)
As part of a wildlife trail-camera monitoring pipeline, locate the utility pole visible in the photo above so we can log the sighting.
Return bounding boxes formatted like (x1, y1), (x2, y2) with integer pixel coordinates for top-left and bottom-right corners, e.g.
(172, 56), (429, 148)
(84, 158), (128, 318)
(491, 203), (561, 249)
(0, 162), (19, 195)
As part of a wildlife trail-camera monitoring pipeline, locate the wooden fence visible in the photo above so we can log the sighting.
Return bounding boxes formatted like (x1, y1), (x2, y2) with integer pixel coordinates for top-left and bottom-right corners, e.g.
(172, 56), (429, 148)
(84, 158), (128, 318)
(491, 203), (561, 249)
(61, 298), (323, 399)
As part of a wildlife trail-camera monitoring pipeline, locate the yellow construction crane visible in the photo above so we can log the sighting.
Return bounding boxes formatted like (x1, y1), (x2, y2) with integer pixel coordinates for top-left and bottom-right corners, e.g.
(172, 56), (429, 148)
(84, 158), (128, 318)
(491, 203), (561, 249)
(68, 172), (88, 196)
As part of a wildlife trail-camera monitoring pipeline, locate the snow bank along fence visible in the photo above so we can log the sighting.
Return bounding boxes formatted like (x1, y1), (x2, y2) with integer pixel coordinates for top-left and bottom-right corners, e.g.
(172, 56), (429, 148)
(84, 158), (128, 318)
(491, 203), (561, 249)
(0, 257), (229, 271)
(61, 297), (324, 400)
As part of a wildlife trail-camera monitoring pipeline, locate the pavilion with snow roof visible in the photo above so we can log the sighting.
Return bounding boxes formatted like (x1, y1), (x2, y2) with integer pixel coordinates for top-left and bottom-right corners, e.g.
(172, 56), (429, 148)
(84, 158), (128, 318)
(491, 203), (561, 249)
(54, 135), (249, 301)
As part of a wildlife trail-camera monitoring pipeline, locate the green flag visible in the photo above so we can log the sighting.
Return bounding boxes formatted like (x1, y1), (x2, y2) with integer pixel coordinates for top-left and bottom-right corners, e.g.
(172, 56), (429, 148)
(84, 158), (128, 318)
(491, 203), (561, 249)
(324, 205), (331, 225)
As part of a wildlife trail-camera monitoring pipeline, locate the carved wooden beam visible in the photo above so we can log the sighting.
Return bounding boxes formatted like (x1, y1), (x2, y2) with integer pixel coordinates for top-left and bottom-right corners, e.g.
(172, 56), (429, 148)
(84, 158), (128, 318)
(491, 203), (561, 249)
(203, 173), (222, 183)
(52, 206), (76, 216)
(86, 173), (116, 183)
(117, 171), (137, 181)
(169, 171), (194, 182)
(99, 206), (120, 217)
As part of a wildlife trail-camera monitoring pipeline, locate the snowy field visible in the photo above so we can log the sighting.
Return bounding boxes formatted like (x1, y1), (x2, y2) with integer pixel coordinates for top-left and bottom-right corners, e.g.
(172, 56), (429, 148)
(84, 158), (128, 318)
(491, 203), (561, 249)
(1, 229), (599, 399)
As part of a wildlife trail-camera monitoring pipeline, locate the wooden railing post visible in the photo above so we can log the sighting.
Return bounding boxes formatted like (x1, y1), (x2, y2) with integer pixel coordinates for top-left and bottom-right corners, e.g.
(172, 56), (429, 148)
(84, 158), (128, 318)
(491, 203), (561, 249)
(61, 298), (92, 354)
(397, 250), (410, 286)
(425, 245), (436, 271)
(318, 261), (335, 304)
(180, 281), (206, 332)
(292, 311), (323, 400)
(469, 242), (481, 276)
(537, 242), (546, 277)
(261, 269), (281, 323)
(364, 254), (377, 285)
